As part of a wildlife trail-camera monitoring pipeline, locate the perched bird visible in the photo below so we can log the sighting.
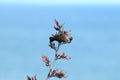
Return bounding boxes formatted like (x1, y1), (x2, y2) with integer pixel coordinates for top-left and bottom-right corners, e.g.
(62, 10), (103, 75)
(49, 32), (73, 44)
(50, 19), (73, 44)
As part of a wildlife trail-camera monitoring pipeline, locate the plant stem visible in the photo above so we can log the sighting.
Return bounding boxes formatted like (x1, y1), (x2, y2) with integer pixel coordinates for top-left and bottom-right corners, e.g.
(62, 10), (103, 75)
(45, 43), (61, 80)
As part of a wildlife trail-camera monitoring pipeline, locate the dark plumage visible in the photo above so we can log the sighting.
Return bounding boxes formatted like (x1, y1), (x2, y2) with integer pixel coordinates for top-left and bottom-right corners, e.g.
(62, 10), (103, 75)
(49, 33), (73, 43)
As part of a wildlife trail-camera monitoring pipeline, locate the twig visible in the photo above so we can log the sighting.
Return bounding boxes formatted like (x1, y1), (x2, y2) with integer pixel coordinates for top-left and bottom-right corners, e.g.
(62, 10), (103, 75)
(45, 43), (61, 80)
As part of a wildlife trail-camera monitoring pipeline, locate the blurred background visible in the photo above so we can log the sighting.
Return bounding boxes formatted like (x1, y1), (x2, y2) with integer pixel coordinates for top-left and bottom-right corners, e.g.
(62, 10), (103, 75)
(0, 0), (120, 80)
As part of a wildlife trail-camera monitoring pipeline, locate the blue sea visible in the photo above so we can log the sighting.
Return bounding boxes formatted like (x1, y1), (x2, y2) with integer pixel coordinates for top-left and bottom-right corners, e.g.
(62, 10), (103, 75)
(0, 5), (120, 80)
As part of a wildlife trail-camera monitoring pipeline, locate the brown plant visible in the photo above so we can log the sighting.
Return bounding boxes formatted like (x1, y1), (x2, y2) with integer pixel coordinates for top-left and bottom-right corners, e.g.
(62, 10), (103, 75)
(27, 19), (73, 80)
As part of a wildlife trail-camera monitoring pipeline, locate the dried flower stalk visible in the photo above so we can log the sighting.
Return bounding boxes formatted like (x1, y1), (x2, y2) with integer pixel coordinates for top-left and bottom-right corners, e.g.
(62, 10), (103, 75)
(27, 19), (73, 80)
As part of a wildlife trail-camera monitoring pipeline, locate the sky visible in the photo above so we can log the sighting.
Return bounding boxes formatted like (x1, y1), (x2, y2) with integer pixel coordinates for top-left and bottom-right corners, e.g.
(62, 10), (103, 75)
(0, 0), (120, 5)
(0, 0), (120, 80)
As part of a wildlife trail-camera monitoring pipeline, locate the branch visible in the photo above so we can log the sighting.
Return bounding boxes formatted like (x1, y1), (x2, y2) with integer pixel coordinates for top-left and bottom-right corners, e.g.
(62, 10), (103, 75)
(43, 19), (73, 80)
(45, 43), (61, 80)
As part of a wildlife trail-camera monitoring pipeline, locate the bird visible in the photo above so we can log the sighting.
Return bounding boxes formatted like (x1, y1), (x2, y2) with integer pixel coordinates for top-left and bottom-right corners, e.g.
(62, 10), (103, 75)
(49, 32), (73, 44)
